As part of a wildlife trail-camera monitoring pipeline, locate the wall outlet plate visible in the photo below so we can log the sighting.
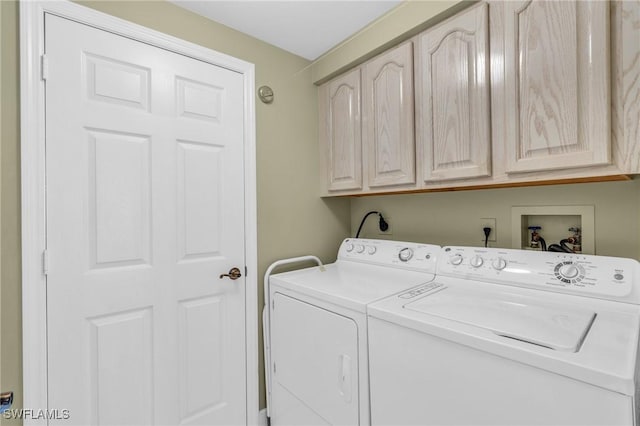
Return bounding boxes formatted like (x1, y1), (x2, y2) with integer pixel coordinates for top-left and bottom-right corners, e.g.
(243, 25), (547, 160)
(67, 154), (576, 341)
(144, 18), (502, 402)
(480, 218), (496, 242)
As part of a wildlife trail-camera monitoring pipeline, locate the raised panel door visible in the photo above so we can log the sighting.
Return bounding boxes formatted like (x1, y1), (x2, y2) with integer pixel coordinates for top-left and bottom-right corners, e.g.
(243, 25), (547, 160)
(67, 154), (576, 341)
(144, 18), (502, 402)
(612, 0), (640, 173)
(503, 0), (610, 173)
(362, 42), (415, 188)
(46, 14), (246, 425)
(319, 69), (362, 192)
(417, 2), (491, 182)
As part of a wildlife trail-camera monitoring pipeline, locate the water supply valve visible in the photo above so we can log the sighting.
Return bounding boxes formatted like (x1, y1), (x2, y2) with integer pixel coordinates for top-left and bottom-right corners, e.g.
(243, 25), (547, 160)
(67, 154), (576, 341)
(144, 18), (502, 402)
(568, 227), (582, 253)
(528, 226), (542, 250)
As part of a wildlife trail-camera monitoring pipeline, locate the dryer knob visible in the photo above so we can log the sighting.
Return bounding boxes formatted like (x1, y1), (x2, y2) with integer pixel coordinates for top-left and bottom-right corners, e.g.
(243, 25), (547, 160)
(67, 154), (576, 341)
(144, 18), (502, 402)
(492, 257), (507, 270)
(398, 248), (414, 262)
(367, 246), (377, 255)
(470, 255), (484, 268)
(450, 254), (464, 265)
(355, 244), (365, 254)
(345, 243), (354, 252)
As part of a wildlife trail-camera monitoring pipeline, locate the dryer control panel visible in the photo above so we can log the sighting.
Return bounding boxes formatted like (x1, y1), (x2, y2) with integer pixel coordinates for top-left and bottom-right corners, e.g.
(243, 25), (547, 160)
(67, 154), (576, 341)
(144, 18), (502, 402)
(338, 239), (439, 273)
(438, 246), (640, 303)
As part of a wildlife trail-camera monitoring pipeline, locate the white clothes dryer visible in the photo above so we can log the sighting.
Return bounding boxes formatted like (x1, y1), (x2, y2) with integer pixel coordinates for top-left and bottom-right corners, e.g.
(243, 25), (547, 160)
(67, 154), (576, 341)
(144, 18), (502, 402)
(368, 246), (640, 426)
(266, 239), (440, 425)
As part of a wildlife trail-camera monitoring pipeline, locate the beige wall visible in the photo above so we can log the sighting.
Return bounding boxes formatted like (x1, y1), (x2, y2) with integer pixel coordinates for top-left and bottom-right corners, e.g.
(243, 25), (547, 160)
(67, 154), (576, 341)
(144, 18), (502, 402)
(1, 1), (22, 424)
(352, 179), (640, 259)
(0, 0), (351, 418)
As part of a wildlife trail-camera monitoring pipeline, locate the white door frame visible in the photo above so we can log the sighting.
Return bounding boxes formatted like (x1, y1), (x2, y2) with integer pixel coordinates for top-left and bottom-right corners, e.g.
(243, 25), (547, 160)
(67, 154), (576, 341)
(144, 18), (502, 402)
(19, 2), (258, 425)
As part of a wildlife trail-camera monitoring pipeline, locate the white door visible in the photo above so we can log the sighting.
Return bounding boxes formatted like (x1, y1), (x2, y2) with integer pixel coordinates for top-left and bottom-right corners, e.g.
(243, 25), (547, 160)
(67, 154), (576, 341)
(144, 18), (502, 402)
(45, 14), (246, 425)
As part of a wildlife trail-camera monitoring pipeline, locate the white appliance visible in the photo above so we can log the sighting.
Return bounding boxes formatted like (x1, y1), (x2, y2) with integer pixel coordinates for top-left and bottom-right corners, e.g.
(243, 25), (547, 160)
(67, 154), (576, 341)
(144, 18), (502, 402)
(368, 246), (640, 426)
(265, 238), (440, 425)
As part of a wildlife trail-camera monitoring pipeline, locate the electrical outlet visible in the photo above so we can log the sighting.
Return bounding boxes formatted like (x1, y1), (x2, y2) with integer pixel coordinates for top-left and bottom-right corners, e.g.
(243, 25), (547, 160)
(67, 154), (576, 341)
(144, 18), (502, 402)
(379, 216), (392, 235)
(480, 218), (496, 242)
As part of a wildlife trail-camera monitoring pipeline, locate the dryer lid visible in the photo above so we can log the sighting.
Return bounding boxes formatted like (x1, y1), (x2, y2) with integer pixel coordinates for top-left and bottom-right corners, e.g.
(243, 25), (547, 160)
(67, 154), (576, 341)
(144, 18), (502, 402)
(404, 286), (596, 352)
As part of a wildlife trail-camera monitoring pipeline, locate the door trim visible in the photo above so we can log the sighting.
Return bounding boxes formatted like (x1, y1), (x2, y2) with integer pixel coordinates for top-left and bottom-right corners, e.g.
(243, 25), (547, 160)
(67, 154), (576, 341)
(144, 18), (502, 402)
(19, 2), (258, 424)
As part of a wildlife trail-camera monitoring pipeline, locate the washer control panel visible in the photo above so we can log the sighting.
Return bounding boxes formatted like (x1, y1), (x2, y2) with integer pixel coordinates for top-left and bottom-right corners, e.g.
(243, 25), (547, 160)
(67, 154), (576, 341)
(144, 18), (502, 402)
(339, 239), (439, 273)
(438, 246), (640, 302)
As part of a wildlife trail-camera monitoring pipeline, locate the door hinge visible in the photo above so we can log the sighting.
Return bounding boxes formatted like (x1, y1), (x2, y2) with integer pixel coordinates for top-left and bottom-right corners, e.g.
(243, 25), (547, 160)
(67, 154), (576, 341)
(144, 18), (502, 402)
(245, 266), (248, 277)
(272, 299), (275, 310)
(41, 54), (49, 81)
(273, 363), (276, 374)
(42, 249), (49, 275)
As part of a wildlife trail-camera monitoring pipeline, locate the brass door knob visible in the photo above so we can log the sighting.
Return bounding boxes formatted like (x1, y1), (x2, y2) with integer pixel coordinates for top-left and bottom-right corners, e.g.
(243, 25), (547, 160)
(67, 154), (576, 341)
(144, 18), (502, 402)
(220, 267), (242, 280)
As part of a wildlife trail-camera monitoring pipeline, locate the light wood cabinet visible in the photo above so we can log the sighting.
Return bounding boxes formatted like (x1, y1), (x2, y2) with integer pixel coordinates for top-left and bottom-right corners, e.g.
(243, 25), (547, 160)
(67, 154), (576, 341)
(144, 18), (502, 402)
(502, 1), (611, 173)
(362, 42), (416, 188)
(317, 0), (639, 197)
(319, 68), (362, 192)
(416, 2), (491, 182)
(611, 0), (640, 173)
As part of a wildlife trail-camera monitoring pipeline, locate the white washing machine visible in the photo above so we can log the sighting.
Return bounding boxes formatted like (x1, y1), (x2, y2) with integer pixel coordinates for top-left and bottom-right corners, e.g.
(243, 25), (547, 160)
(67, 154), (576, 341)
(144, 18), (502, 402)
(368, 246), (640, 426)
(266, 238), (440, 425)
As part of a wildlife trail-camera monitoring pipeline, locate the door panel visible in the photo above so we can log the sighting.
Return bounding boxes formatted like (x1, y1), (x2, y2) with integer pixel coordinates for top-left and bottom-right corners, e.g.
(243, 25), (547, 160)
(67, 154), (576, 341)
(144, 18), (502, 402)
(319, 69), (363, 192)
(45, 14), (246, 425)
(417, 3), (491, 182)
(89, 308), (154, 426)
(503, 0), (610, 173)
(89, 129), (151, 268)
(177, 141), (223, 260)
(178, 296), (225, 420)
(362, 42), (415, 188)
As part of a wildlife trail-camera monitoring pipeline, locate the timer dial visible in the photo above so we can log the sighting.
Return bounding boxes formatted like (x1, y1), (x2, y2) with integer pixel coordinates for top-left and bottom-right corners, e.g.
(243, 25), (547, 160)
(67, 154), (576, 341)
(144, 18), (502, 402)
(345, 243), (354, 252)
(355, 244), (365, 254)
(450, 254), (464, 265)
(554, 261), (585, 283)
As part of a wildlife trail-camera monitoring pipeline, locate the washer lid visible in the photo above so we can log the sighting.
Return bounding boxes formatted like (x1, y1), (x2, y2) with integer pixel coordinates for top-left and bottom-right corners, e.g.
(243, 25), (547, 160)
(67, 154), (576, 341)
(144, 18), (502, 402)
(405, 286), (596, 352)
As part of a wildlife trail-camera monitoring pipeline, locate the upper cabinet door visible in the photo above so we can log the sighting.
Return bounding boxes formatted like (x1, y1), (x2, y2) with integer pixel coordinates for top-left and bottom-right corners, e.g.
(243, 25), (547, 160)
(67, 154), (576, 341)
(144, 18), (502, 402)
(417, 3), (491, 182)
(362, 42), (415, 188)
(319, 69), (362, 192)
(503, 0), (610, 173)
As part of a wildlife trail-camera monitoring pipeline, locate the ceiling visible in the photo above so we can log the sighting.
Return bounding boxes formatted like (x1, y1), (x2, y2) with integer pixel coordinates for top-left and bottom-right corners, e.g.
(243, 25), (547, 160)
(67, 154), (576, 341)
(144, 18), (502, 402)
(169, 1), (403, 60)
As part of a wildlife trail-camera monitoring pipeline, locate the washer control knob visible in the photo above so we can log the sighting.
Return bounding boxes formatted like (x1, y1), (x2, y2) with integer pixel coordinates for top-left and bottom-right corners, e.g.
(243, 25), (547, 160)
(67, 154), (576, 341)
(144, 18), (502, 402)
(355, 244), (365, 254)
(450, 254), (464, 265)
(559, 264), (579, 279)
(345, 243), (354, 252)
(470, 255), (484, 268)
(492, 257), (507, 271)
(398, 248), (414, 262)
(367, 246), (377, 255)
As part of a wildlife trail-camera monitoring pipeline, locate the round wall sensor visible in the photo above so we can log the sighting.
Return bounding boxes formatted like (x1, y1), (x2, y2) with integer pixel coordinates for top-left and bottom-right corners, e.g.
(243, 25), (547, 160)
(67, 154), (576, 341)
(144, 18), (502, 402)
(258, 86), (274, 104)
